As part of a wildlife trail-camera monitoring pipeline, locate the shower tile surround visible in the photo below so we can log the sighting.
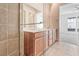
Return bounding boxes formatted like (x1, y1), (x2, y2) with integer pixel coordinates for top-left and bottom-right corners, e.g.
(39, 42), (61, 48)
(0, 4), (19, 56)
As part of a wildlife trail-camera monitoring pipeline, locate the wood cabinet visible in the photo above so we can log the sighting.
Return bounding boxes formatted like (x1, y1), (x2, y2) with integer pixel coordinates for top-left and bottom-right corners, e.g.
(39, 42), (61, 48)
(48, 30), (53, 46)
(24, 29), (57, 56)
(43, 30), (54, 50)
(24, 31), (45, 56)
(35, 37), (44, 55)
(44, 29), (57, 47)
(44, 31), (49, 50)
(24, 32), (34, 56)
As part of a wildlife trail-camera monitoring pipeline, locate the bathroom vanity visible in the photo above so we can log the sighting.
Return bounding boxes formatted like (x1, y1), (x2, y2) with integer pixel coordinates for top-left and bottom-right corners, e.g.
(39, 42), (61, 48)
(24, 29), (57, 56)
(24, 30), (46, 56)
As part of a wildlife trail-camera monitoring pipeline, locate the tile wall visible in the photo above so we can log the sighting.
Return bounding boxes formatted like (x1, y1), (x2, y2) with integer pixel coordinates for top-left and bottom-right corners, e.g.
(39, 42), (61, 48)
(0, 3), (19, 56)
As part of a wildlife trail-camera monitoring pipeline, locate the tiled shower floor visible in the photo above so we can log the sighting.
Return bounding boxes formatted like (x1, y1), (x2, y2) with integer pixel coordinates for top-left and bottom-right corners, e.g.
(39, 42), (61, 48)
(43, 42), (79, 56)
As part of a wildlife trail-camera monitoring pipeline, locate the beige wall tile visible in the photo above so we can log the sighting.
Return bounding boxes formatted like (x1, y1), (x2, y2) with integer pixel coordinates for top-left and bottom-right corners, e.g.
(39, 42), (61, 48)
(0, 41), (7, 56)
(0, 4), (8, 10)
(0, 25), (8, 41)
(8, 25), (19, 39)
(8, 38), (19, 55)
(0, 3), (20, 56)
(0, 9), (8, 24)
(9, 50), (19, 56)
(7, 4), (19, 56)
(8, 4), (19, 25)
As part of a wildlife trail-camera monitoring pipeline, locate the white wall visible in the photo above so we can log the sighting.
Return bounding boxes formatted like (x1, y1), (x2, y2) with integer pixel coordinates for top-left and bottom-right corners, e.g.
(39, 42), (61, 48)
(59, 4), (79, 46)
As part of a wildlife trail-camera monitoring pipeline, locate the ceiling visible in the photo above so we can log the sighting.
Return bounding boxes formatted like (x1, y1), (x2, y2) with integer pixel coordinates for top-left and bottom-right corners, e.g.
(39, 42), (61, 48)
(27, 3), (43, 12)
(25, 3), (76, 14)
(60, 3), (79, 14)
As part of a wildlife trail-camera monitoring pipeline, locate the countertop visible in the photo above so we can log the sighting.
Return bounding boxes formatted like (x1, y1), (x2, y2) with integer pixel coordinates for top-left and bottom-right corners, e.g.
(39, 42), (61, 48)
(23, 28), (49, 32)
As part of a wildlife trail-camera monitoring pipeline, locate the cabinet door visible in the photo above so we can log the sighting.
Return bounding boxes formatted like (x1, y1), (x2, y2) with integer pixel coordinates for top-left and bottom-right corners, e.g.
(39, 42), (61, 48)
(35, 37), (44, 56)
(44, 31), (49, 50)
(24, 32), (34, 56)
(53, 29), (56, 43)
(48, 30), (53, 46)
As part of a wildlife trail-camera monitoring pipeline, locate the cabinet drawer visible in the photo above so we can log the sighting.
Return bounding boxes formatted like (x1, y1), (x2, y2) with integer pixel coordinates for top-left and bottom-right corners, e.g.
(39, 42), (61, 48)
(35, 32), (44, 38)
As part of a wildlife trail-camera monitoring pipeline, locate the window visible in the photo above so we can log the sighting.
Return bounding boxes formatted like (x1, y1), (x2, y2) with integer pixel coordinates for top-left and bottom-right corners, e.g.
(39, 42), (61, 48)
(68, 18), (76, 28)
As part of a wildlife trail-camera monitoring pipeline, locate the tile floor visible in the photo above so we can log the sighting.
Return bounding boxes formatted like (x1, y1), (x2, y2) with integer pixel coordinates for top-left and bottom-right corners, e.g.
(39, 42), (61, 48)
(43, 42), (79, 56)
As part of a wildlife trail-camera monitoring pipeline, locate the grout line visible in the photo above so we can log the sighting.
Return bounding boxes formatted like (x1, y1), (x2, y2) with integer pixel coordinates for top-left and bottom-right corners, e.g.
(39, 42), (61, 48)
(7, 3), (9, 56)
(18, 3), (21, 56)
(7, 49), (18, 56)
